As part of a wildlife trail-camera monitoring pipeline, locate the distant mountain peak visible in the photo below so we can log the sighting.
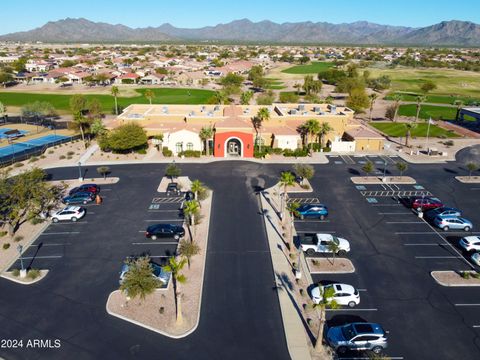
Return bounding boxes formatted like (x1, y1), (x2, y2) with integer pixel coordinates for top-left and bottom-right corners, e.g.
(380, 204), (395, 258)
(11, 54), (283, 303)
(0, 18), (479, 46)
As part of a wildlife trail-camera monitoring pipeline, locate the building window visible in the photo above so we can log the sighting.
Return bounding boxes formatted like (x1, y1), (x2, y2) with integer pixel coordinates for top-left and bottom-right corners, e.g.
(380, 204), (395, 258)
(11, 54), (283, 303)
(176, 142), (183, 153)
(255, 137), (265, 146)
(186, 142), (193, 151)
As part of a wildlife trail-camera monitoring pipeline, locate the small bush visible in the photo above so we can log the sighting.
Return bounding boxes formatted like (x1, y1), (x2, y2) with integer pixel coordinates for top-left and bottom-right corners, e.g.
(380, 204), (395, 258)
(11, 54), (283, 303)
(14, 235), (24, 242)
(67, 151), (75, 156)
(299, 288), (305, 297)
(159, 307), (165, 314)
(66, 156), (72, 160)
(444, 140), (454, 147)
(306, 318), (313, 326)
(311, 259), (318, 265)
(13, 162), (24, 167)
(178, 150), (201, 158)
(12, 269), (20, 277)
(322, 147), (332, 152)
(40, 155), (46, 159)
(59, 155), (66, 160)
(283, 148), (308, 157)
(472, 272), (480, 279)
(48, 150), (54, 154)
(0, 231), (7, 237)
(27, 269), (40, 280)
(300, 184), (310, 190)
(136, 148), (147, 155)
(30, 217), (44, 225)
(3, 243), (10, 250)
(162, 147), (173, 157)
(461, 271), (471, 279)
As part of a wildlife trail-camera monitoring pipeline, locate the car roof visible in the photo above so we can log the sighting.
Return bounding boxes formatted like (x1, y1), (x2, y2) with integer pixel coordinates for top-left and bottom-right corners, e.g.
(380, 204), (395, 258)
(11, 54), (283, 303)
(63, 206), (82, 212)
(324, 283), (355, 294)
(350, 323), (385, 336)
(463, 236), (480, 243)
(148, 223), (176, 229)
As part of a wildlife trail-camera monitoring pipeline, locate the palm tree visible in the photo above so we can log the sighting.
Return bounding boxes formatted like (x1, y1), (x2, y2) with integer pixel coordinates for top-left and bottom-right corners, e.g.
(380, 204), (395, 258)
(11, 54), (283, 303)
(198, 126), (214, 156)
(392, 94), (402, 122)
(162, 256), (187, 324)
(144, 89), (155, 105)
(190, 180), (204, 201)
(286, 201), (300, 248)
(183, 200), (200, 240)
(255, 107), (270, 152)
(396, 161), (408, 176)
(454, 100), (464, 120)
(327, 240), (340, 265)
(317, 122), (333, 150)
(293, 83), (302, 95)
(415, 95), (427, 122)
(119, 257), (159, 302)
(279, 172), (296, 221)
(369, 93), (378, 122)
(312, 286), (340, 351)
(97, 166), (110, 180)
(362, 161), (374, 179)
(178, 239), (200, 269)
(466, 162), (479, 178)
(301, 119), (320, 153)
(405, 123), (417, 147)
(111, 86), (120, 115)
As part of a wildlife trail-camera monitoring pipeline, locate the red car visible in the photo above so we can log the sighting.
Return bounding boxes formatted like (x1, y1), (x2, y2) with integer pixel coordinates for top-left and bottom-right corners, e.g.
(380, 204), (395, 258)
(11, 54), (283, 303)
(409, 196), (443, 211)
(69, 183), (100, 196)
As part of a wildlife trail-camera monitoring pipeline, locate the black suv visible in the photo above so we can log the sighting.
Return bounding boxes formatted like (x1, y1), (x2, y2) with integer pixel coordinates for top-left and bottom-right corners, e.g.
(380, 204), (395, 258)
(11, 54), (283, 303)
(145, 224), (185, 240)
(166, 182), (181, 196)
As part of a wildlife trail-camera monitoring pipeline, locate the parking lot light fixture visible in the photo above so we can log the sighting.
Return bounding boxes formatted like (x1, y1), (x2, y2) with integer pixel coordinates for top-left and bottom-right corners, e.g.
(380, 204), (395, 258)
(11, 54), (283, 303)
(78, 161), (83, 182)
(17, 245), (24, 272)
(383, 161), (387, 181)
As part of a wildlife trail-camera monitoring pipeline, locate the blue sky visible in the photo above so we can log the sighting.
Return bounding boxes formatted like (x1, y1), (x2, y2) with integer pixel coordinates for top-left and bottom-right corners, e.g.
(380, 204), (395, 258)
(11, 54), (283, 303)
(1, 0), (479, 34)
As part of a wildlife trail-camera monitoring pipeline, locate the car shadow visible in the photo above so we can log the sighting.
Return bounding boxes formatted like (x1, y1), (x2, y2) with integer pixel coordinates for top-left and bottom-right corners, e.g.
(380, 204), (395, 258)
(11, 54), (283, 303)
(348, 168), (360, 176)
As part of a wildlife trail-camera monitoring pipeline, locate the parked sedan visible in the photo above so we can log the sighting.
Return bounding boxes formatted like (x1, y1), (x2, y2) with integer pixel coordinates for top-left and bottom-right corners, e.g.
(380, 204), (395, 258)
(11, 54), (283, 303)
(326, 322), (388, 354)
(424, 207), (462, 222)
(119, 261), (171, 286)
(433, 216), (473, 232)
(471, 252), (480, 266)
(62, 191), (95, 205)
(311, 283), (360, 307)
(459, 236), (480, 252)
(409, 196), (443, 211)
(51, 206), (85, 223)
(296, 204), (328, 220)
(145, 223), (185, 240)
(69, 183), (100, 195)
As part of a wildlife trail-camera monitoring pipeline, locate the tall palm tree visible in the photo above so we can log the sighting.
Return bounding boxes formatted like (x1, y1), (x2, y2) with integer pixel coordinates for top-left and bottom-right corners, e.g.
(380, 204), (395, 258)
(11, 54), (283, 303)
(454, 100), (464, 121)
(144, 89), (155, 105)
(111, 86), (120, 115)
(405, 123), (417, 147)
(198, 126), (214, 156)
(190, 180), (204, 200)
(317, 122), (333, 149)
(368, 93), (378, 122)
(312, 286), (340, 352)
(286, 201), (300, 248)
(183, 200), (200, 240)
(392, 94), (402, 122)
(301, 119), (320, 153)
(255, 107), (270, 152)
(415, 95), (427, 122)
(162, 256), (187, 324)
(279, 172), (296, 221)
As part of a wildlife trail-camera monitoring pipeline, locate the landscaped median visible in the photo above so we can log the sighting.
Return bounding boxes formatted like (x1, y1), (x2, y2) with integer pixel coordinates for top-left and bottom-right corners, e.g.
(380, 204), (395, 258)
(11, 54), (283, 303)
(350, 176), (416, 184)
(431, 271), (480, 287)
(455, 176), (480, 184)
(106, 180), (212, 338)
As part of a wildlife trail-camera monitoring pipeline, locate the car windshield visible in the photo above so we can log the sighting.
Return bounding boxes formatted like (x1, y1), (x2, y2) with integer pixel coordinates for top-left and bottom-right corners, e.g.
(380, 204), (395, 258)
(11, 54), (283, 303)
(341, 324), (356, 340)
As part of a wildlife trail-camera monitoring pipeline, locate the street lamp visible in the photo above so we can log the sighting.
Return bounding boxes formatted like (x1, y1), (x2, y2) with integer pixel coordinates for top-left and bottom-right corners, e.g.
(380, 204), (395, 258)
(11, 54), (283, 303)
(78, 161), (83, 182)
(17, 245), (24, 271)
(382, 161), (387, 181)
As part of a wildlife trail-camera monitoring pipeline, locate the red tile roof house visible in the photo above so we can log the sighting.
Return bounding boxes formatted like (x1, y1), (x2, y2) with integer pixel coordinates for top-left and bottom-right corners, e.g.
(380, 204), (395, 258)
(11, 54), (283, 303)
(115, 73), (141, 84)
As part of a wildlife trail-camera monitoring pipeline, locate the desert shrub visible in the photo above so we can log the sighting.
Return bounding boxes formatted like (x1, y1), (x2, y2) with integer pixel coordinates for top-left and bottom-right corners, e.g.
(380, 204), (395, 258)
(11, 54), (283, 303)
(48, 150), (54, 154)
(59, 155), (66, 160)
(14, 235), (24, 242)
(179, 150), (201, 158)
(30, 217), (44, 225)
(40, 155), (46, 159)
(67, 151), (75, 156)
(27, 269), (40, 279)
(162, 147), (173, 157)
(136, 148), (147, 155)
(0, 231), (7, 237)
(283, 148), (308, 157)
(13, 162), (24, 167)
(3, 243), (10, 250)
(461, 271), (471, 279)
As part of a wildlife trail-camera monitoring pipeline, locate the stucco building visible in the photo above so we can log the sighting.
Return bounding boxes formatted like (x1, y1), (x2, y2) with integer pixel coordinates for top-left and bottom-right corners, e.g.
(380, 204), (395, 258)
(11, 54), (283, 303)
(107, 103), (384, 157)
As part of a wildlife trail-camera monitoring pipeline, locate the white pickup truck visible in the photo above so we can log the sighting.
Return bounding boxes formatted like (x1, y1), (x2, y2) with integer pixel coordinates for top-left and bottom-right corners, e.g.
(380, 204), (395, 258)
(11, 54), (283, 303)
(300, 233), (350, 256)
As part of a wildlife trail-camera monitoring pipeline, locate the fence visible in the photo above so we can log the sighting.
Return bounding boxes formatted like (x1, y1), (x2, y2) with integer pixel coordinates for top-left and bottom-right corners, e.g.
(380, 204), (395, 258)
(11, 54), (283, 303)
(0, 134), (82, 168)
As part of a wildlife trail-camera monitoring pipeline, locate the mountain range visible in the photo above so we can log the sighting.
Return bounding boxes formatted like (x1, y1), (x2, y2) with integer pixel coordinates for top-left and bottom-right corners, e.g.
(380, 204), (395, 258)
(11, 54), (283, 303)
(1, 18), (480, 46)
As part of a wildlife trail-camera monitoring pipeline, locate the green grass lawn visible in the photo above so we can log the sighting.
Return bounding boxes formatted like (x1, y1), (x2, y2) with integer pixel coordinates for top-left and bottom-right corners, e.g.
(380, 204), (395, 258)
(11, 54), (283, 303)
(398, 104), (458, 120)
(385, 92), (480, 105)
(370, 122), (459, 138)
(282, 61), (335, 74)
(264, 78), (286, 90)
(0, 88), (215, 113)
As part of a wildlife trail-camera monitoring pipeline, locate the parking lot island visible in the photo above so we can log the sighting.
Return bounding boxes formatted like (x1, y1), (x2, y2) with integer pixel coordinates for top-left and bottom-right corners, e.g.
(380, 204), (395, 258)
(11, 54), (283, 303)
(1, 269), (49, 285)
(431, 271), (480, 287)
(350, 176), (416, 184)
(306, 258), (355, 274)
(106, 182), (212, 338)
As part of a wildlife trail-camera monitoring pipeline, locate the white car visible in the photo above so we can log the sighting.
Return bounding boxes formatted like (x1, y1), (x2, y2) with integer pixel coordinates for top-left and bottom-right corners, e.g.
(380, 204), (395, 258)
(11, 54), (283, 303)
(311, 283), (360, 307)
(51, 206), (86, 222)
(459, 236), (480, 252)
(471, 252), (480, 266)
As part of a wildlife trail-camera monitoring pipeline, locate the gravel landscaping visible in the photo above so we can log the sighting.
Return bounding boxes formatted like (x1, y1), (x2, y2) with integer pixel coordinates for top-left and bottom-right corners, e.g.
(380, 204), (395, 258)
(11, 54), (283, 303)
(455, 176), (480, 184)
(306, 258), (355, 274)
(432, 271), (480, 287)
(350, 176), (416, 184)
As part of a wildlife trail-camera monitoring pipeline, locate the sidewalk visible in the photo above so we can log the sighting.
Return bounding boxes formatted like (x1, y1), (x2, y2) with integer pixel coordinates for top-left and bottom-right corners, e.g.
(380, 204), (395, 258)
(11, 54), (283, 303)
(258, 185), (312, 360)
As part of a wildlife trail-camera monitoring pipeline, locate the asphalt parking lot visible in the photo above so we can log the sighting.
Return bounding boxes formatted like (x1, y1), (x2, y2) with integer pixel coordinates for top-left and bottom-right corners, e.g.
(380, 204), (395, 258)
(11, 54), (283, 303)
(289, 151), (480, 360)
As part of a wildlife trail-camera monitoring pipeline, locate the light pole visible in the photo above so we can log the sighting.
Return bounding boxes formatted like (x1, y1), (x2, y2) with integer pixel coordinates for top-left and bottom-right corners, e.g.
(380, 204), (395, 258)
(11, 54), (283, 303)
(17, 245), (26, 278)
(382, 161), (387, 181)
(78, 161), (83, 182)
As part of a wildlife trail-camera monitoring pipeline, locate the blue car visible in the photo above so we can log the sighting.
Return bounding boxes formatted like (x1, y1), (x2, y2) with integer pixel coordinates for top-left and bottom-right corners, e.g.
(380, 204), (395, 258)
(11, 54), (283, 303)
(62, 191), (95, 205)
(296, 204), (328, 220)
(424, 207), (462, 222)
(433, 216), (473, 232)
(119, 261), (171, 287)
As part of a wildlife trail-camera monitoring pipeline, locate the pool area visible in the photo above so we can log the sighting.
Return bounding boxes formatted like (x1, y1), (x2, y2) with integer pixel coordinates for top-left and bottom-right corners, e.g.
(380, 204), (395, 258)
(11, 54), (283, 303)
(0, 134), (73, 162)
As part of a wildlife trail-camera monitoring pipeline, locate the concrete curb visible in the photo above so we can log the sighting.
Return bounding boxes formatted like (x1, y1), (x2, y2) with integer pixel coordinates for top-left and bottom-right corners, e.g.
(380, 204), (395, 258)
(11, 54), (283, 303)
(350, 176), (416, 185)
(431, 271), (480, 287)
(106, 190), (213, 339)
(0, 270), (49, 285)
(455, 176), (480, 184)
(259, 188), (312, 360)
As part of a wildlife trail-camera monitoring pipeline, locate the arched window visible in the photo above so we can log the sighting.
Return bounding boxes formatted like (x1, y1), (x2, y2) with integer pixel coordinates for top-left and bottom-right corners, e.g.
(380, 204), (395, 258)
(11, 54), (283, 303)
(175, 142), (183, 153)
(186, 142), (193, 151)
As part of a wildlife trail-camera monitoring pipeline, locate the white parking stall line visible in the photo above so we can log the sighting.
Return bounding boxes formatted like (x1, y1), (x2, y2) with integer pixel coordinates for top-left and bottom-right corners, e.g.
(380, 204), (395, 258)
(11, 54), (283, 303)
(415, 256), (463, 259)
(29, 243), (71, 247)
(326, 308), (378, 312)
(147, 210), (180, 212)
(149, 255), (176, 258)
(386, 221), (424, 224)
(357, 289), (367, 292)
(338, 357), (404, 360)
(20, 255), (63, 260)
(454, 304), (480, 307)
(41, 232), (80, 235)
(132, 242), (178, 245)
(473, 325), (480, 328)
(404, 243), (453, 246)
(294, 220), (330, 223)
(143, 219), (184, 222)
(101, 188), (112, 191)
(378, 212), (412, 215)
(51, 222), (89, 225)
(372, 204), (402, 207)
(395, 231), (437, 235)
(470, 188), (480, 191)
(296, 230), (336, 234)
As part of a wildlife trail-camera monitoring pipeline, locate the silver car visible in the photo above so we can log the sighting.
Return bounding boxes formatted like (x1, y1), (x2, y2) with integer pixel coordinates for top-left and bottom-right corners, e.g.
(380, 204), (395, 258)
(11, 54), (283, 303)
(433, 216), (473, 232)
(327, 322), (388, 354)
